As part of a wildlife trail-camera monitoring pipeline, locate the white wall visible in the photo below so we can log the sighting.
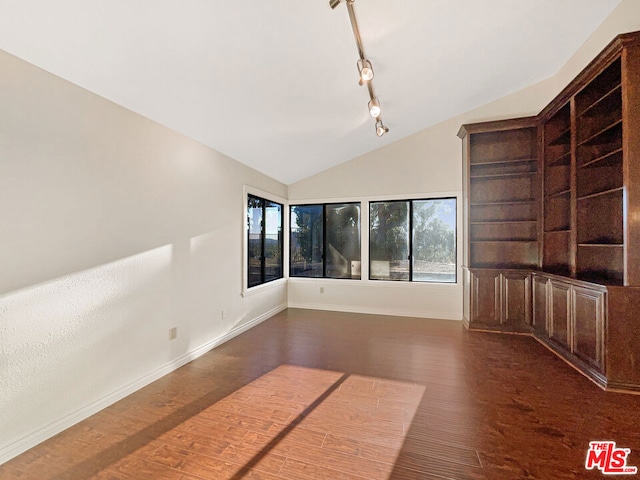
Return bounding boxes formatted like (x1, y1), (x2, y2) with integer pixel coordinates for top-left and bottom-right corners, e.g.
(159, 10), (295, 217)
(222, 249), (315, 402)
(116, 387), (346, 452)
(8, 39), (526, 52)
(287, 0), (640, 320)
(0, 49), (287, 463)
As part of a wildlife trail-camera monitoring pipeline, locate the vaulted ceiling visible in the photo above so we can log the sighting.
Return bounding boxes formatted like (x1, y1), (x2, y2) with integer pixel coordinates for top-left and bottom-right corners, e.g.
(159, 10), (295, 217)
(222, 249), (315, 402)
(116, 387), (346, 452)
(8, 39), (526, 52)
(0, 1), (620, 184)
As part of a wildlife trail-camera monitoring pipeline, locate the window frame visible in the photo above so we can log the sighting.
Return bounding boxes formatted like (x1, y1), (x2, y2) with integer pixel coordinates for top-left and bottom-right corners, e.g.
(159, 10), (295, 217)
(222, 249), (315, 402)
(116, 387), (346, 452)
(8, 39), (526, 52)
(368, 197), (457, 283)
(289, 202), (362, 280)
(246, 193), (284, 289)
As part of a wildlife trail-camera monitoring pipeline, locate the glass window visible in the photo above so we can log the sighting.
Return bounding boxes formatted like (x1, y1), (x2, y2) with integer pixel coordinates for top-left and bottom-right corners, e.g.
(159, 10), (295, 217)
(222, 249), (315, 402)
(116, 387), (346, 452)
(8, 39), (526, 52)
(326, 203), (361, 279)
(290, 205), (323, 277)
(290, 203), (361, 279)
(247, 194), (283, 288)
(369, 201), (410, 281)
(412, 198), (456, 282)
(370, 198), (456, 283)
(264, 200), (283, 283)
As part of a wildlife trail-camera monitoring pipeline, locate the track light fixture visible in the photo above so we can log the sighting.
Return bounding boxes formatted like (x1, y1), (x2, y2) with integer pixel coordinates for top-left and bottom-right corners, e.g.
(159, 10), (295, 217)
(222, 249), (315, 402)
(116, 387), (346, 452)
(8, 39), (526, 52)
(375, 120), (389, 137)
(357, 58), (374, 84)
(368, 97), (381, 117)
(330, 0), (389, 136)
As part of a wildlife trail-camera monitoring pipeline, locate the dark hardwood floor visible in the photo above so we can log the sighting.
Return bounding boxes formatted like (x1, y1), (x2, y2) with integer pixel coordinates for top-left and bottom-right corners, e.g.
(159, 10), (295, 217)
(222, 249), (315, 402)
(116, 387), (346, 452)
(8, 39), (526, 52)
(2, 308), (640, 479)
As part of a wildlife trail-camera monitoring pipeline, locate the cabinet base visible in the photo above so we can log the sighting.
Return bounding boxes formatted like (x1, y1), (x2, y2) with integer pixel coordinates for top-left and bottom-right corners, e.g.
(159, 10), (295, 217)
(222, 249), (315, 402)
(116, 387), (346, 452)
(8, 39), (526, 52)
(466, 322), (533, 335)
(532, 332), (608, 391)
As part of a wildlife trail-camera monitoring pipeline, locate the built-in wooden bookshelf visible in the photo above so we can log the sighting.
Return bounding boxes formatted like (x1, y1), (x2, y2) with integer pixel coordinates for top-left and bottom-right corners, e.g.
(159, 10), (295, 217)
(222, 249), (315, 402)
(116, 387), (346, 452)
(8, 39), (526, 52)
(574, 57), (624, 284)
(542, 102), (572, 275)
(539, 50), (629, 285)
(459, 31), (640, 393)
(460, 118), (539, 270)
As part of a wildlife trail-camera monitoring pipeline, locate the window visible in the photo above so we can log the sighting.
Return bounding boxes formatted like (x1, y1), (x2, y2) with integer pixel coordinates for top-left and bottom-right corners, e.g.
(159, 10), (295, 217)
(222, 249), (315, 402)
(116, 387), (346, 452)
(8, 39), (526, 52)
(247, 195), (283, 287)
(369, 198), (456, 282)
(290, 203), (361, 279)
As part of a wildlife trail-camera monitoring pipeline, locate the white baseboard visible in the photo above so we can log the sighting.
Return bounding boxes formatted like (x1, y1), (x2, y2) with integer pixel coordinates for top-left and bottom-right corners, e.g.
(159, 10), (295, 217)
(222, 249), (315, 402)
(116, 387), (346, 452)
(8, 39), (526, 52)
(287, 302), (461, 321)
(0, 303), (286, 465)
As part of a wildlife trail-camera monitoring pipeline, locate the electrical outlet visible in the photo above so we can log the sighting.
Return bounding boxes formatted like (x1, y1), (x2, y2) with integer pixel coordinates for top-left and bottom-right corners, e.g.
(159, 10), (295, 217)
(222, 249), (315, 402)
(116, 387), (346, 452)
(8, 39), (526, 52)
(320, 287), (324, 294)
(169, 327), (177, 340)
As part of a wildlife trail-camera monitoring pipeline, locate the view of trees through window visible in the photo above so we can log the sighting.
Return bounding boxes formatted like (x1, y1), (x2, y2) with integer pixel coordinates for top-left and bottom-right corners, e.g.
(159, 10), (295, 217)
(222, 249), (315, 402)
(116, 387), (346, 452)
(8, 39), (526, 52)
(290, 203), (361, 279)
(289, 205), (323, 277)
(370, 198), (456, 282)
(251, 196), (454, 285)
(247, 195), (283, 287)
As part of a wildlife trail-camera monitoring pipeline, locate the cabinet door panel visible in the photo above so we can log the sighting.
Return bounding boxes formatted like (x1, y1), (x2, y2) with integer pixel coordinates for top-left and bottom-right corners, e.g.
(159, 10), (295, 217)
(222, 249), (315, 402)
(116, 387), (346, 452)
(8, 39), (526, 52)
(572, 286), (605, 372)
(501, 272), (531, 326)
(471, 271), (500, 325)
(533, 276), (549, 334)
(550, 281), (571, 348)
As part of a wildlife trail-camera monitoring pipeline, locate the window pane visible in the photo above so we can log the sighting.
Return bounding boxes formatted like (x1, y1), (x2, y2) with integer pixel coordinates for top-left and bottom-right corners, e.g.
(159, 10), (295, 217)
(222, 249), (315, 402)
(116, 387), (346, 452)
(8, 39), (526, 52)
(326, 203), (361, 279)
(369, 201), (410, 281)
(290, 205), (323, 277)
(264, 201), (283, 282)
(247, 196), (263, 287)
(412, 198), (456, 283)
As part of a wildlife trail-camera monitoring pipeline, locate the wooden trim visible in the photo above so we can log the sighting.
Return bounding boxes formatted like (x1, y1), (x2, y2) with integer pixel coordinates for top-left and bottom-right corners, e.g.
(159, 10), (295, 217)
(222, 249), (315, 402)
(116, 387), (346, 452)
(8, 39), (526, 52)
(457, 116), (538, 138)
(539, 37), (623, 121)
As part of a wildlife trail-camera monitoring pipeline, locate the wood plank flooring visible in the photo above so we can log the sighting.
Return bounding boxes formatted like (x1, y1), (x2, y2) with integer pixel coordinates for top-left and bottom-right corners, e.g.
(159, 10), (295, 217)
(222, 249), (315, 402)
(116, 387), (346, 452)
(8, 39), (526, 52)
(2, 308), (640, 479)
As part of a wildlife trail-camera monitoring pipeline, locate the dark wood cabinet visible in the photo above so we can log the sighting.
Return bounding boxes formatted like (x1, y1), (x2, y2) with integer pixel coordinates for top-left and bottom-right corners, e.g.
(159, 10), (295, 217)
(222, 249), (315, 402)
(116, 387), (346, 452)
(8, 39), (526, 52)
(459, 31), (640, 393)
(501, 270), (531, 327)
(606, 286), (640, 390)
(549, 279), (571, 349)
(532, 274), (548, 334)
(464, 268), (531, 331)
(571, 285), (605, 372)
(531, 273), (606, 382)
(469, 269), (500, 326)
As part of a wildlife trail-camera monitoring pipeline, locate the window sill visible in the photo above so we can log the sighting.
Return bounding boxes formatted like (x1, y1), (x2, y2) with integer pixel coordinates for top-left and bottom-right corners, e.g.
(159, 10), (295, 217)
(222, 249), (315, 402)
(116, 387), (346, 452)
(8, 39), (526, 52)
(287, 277), (459, 288)
(242, 278), (288, 298)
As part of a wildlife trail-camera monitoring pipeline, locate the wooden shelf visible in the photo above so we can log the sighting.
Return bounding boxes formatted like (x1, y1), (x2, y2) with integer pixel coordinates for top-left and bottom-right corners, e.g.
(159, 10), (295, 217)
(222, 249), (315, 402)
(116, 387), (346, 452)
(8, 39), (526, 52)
(470, 199), (535, 206)
(470, 172), (536, 179)
(578, 243), (623, 247)
(470, 263), (538, 270)
(547, 150), (571, 167)
(471, 220), (536, 225)
(546, 188), (571, 199)
(470, 157), (536, 167)
(470, 202), (536, 224)
(577, 159), (623, 198)
(576, 83), (621, 119)
(471, 240), (537, 244)
(545, 165), (570, 197)
(547, 127), (571, 146)
(575, 57), (622, 117)
(577, 119), (622, 147)
(471, 219), (537, 243)
(468, 125), (537, 166)
(577, 186), (623, 201)
(579, 148), (622, 169)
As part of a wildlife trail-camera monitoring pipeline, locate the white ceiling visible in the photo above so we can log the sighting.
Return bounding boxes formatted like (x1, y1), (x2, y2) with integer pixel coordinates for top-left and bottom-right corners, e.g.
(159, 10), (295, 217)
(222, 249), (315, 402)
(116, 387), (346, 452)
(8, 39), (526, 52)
(0, 1), (620, 184)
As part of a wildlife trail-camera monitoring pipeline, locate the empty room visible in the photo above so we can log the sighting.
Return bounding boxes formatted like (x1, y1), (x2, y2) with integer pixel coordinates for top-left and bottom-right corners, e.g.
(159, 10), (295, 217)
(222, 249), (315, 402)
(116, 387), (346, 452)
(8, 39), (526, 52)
(3, 1), (640, 479)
